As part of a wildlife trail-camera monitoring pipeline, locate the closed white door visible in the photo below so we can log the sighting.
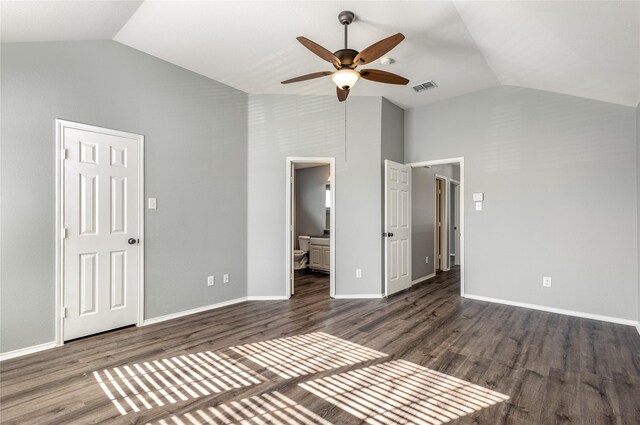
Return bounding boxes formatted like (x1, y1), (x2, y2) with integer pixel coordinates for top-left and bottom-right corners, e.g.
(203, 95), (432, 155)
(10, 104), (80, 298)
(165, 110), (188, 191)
(62, 123), (141, 341)
(384, 160), (412, 296)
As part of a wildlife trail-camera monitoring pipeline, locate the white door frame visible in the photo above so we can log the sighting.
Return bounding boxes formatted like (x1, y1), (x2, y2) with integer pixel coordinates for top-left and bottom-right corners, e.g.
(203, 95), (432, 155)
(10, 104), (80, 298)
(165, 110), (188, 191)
(450, 179), (460, 266)
(408, 157), (465, 296)
(285, 157), (336, 298)
(55, 119), (145, 346)
(434, 174), (449, 272)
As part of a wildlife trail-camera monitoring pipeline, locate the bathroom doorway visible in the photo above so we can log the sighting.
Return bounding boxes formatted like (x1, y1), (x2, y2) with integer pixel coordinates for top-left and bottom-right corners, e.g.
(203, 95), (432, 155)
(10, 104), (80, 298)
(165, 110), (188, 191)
(285, 157), (335, 298)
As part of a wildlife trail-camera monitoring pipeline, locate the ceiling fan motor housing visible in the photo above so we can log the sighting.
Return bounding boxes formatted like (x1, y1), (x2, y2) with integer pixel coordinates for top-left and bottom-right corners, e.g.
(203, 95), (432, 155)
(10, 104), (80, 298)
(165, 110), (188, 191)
(334, 49), (358, 67)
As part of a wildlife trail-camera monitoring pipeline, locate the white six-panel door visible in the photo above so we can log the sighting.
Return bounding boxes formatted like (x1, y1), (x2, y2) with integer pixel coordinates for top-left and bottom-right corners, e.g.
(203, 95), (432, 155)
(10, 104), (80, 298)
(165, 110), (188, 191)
(384, 160), (412, 296)
(62, 123), (141, 341)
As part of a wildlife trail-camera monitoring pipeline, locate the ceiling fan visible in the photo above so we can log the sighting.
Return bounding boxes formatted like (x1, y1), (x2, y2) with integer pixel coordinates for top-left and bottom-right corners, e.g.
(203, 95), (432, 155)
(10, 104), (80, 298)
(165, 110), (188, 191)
(281, 11), (409, 102)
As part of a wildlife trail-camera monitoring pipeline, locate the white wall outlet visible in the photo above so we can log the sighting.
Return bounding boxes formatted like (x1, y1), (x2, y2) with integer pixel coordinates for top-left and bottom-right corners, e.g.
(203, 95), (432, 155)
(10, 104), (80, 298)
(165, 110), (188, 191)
(543, 276), (552, 287)
(356, 269), (362, 278)
(475, 202), (483, 211)
(207, 276), (215, 286)
(425, 257), (429, 264)
(223, 274), (230, 283)
(148, 197), (157, 209)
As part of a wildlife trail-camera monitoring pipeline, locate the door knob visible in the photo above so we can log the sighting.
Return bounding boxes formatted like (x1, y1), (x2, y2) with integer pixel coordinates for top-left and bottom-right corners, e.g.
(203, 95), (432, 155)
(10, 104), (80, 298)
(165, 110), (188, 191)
(388, 233), (394, 237)
(128, 238), (138, 245)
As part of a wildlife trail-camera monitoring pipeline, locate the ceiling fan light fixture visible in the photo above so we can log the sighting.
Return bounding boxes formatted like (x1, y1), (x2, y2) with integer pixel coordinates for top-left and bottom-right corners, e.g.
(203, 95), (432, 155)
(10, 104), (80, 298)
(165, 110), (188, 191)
(331, 68), (360, 90)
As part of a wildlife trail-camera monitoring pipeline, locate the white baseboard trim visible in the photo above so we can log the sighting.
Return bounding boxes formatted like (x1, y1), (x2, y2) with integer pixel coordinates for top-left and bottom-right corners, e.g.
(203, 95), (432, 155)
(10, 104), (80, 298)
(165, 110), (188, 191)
(143, 297), (248, 326)
(463, 294), (639, 327)
(333, 294), (384, 299)
(0, 341), (57, 362)
(412, 273), (436, 285)
(246, 296), (290, 301)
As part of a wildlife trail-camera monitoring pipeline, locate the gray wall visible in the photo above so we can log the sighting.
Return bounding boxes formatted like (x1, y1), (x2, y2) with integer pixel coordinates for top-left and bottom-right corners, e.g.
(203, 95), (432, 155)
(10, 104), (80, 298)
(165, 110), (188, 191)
(637, 102), (640, 322)
(411, 164), (457, 280)
(247, 94), (384, 297)
(295, 165), (329, 246)
(1, 41), (248, 353)
(406, 85), (638, 321)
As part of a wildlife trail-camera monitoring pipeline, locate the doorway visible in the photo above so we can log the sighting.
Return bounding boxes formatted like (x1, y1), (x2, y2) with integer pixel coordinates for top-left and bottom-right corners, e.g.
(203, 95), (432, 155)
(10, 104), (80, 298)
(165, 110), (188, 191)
(56, 120), (144, 345)
(285, 157), (336, 298)
(434, 175), (448, 272)
(406, 158), (465, 296)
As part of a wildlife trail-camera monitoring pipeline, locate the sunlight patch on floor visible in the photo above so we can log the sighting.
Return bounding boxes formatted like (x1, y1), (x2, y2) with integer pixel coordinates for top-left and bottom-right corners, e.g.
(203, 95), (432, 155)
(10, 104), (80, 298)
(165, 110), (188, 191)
(94, 351), (263, 415)
(152, 391), (332, 425)
(229, 332), (387, 379)
(299, 359), (510, 425)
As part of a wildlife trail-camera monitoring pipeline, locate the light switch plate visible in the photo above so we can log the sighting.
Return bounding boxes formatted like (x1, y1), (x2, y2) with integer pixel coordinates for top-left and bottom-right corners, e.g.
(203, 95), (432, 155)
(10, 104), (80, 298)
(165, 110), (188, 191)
(475, 202), (483, 211)
(473, 192), (484, 202)
(148, 197), (157, 209)
(223, 274), (230, 283)
(356, 269), (362, 278)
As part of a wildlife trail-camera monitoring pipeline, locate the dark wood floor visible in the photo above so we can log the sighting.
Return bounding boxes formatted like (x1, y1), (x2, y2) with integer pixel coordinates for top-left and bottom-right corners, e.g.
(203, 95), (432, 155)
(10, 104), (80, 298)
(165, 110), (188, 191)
(1, 268), (639, 424)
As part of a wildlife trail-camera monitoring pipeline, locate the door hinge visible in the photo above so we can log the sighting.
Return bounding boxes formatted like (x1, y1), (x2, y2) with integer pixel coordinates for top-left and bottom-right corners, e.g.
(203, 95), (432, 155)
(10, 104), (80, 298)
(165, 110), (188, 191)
(61, 148), (68, 160)
(62, 227), (68, 239)
(61, 307), (67, 319)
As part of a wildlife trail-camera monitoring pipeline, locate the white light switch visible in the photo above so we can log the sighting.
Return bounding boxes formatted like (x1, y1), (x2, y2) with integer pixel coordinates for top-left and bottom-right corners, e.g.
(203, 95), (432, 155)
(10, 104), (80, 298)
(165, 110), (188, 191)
(148, 198), (157, 209)
(473, 192), (484, 202)
(475, 202), (483, 211)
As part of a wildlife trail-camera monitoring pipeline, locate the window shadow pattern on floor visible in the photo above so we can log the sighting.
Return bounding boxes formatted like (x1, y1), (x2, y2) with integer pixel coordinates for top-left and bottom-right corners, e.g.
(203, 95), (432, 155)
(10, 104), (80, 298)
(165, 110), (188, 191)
(93, 351), (263, 415)
(299, 359), (510, 425)
(151, 391), (332, 425)
(229, 332), (388, 379)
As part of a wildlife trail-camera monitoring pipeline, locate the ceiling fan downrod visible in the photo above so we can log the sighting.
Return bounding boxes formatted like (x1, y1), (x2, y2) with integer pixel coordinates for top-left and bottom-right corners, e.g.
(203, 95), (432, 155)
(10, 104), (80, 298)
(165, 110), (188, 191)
(338, 10), (355, 50)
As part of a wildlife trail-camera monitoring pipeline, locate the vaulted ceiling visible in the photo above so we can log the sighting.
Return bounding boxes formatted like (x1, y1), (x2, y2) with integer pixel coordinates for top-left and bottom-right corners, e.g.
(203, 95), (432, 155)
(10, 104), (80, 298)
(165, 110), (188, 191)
(2, 1), (638, 109)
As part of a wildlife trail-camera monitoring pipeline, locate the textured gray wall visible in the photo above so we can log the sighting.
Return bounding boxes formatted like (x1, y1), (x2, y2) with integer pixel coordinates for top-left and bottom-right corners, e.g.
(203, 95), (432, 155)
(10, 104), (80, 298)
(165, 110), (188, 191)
(406, 86), (638, 321)
(1, 41), (248, 353)
(295, 165), (329, 246)
(247, 94), (384, 297)
(638, 102), (640, 322)
(411, 165), (457, 281)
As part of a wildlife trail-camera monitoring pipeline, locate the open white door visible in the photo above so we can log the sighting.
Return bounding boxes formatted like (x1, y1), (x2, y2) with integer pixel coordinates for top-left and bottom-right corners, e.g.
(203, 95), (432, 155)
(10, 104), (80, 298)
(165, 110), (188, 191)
(61, 122), (142, 341)
(384, 160), (412, 296)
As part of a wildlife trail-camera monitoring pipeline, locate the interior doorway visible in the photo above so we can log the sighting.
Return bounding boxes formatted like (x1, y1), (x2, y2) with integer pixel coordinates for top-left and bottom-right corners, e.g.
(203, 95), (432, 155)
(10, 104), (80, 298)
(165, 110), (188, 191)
(434, 175), (448, 272)
(285, 157), (335, 298)
(406, 158), (465, 296)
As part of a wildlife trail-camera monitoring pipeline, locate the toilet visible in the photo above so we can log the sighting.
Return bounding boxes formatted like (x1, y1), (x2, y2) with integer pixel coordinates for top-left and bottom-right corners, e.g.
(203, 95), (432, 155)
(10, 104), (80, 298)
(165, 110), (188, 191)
(294, 236), (310, 270)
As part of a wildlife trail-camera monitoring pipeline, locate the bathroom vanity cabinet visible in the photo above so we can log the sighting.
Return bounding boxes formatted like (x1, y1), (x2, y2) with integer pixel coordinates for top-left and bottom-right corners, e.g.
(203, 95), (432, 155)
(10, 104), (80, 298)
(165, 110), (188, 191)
(309, 237), (330, 273)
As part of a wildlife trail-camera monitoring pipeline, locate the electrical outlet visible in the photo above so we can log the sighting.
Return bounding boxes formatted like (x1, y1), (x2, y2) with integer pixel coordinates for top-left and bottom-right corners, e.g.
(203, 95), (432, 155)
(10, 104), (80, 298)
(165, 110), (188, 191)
(223, 274), (230, 284)
(425, 257), (429, 264)
(207, 276), (215, 287)
(356, 269), (362, 278)
(543, 276), (552, 287)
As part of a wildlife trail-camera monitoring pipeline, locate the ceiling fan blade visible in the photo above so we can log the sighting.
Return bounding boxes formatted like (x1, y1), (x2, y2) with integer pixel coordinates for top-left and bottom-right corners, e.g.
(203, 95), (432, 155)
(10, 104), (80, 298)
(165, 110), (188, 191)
(353, 33), (405, 66)
(297, 36), (341, 68)
(337, 87), (349, 102)
(281, 71), (333, 84)
(360, 69), (409, 85)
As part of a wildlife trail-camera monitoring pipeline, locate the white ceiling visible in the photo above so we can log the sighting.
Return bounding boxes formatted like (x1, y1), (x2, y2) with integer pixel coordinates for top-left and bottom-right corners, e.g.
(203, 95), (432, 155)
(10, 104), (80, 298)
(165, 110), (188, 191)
(0, 1), (143, 42)
(2, 1), (638, 109)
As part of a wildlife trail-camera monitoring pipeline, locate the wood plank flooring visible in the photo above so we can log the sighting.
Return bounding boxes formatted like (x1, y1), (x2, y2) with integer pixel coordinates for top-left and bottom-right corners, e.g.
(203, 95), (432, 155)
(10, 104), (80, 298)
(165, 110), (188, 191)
(1, 268), (639, 424)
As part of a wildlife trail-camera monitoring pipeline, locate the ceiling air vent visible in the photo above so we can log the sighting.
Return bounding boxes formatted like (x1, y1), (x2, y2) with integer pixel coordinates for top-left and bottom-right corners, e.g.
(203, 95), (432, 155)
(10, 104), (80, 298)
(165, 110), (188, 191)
(413, 80), (438, 93)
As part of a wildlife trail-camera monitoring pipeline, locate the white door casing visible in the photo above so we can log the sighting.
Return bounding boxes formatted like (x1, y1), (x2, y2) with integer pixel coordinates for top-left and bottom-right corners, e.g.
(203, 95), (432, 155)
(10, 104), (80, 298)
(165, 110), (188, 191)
(453, 182), (461, 266)
(384, 160), (412, 296)
(59, 121), (143, 341)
